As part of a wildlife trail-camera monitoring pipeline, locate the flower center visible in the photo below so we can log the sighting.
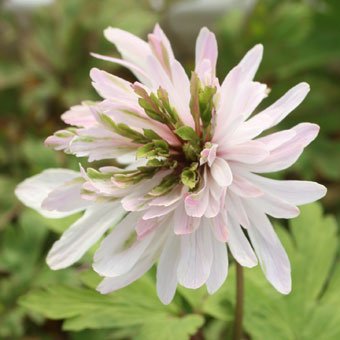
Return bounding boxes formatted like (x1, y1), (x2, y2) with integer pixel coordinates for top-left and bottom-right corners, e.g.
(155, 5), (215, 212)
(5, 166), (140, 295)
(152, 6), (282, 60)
(92, 73), (217, 197)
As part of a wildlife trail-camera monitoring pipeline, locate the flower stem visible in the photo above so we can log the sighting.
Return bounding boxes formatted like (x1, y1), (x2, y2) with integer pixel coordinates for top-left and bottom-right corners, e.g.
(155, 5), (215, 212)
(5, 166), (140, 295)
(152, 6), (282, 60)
(233, 262), (244, 340)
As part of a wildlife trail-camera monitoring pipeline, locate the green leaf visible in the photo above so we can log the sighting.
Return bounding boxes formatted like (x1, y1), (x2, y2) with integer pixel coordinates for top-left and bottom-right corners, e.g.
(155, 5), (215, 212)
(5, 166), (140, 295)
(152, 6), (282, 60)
(241, 203), (340, 340)
(175, 126), (200, 143)
(136, 314), (204, 340)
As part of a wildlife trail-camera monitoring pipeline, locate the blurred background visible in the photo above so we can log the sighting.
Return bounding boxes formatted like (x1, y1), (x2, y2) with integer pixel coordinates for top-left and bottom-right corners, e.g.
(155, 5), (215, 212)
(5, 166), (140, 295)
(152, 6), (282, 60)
(0, 0), (339, 339)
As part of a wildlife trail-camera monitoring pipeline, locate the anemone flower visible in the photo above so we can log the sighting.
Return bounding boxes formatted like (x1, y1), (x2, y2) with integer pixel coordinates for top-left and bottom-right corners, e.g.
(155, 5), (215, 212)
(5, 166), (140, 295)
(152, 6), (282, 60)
(15, 24), (326, 304)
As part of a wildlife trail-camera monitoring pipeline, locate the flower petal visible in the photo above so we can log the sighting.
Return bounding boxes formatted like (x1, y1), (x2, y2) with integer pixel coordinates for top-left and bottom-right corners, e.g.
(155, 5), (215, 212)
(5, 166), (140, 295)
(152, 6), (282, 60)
(211, 158), (233, 187)
(177, 224), (213, 289)
(47, 202), (125, 269)
(206, 237), (228, 294)
(227, 214), (258, 267)
(157, 233), (181, 304)
(15, 169), (81, 218)
(237, 44), (263, 81)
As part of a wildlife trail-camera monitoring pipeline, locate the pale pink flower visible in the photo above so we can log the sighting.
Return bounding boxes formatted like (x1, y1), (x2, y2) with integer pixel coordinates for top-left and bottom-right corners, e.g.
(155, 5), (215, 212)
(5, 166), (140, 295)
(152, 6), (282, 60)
(15, 24), (326, 304)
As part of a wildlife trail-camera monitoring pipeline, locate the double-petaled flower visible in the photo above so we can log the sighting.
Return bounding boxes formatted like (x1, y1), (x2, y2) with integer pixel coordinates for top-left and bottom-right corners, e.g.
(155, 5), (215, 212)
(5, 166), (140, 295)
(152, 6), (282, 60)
(16, 24), (326, 304)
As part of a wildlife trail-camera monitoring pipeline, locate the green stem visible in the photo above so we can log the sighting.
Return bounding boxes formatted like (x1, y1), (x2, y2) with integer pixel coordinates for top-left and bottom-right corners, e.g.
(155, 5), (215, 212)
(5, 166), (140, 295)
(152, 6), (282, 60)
(233, 263), (244, 340)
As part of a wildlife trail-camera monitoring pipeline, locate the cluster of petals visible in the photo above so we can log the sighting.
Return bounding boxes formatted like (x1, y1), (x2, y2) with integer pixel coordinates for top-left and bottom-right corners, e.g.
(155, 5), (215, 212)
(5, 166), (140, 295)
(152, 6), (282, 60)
(15, 24), (326, 304)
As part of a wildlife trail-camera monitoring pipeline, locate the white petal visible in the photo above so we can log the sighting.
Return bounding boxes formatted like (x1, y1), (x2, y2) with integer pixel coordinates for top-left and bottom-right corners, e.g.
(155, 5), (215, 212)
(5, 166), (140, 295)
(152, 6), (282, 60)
(243, 172), (327, 205)
(157, 233), (181, 304)
(211, 158), (233, 187)
(47, 202), (125, 269)
(211, 213), (228, 242)
(173, 203), (200, 235)
(227, 193), (250, 228)
(42, 178), (91, 213)
(237, 44), (263, 81)
(93, 213), (155, 277)
(177, 224), (213, 289)
(103, 27), (152, 85)
(220, 141), (269, 164)
(229, 175), (263, 198)
(227, 215), (258, 267)
(15, 169), (81, 218)
(246, 209), (291, 294)
(254, 82), (310, 130)
(206, 237), (228, 294)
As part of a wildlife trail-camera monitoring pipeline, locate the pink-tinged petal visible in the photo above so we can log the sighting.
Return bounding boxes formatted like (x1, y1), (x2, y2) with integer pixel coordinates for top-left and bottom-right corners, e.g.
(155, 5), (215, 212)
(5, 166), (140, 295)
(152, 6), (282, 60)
(219, 141), (269, 164)
(143, 204), (177, 220)
(200, 143), (217, 166)
(90, 68), (135, 101)
(206, 237), (228, 294)
(246, 207), (291, 294)
(229, 175), (263, 198)
(211, 212), (228, 242)
(173, 203), (200, 235)
(15, 169), (81, 219)
(254, 82), (310, 130)
(177, 224), (213, 289)
(97, 227), (162, 294)
(97, 254), (155, 294)
(184, 169), (209, 217)
(61, 103), (97, 128)
(211, 158), (233, 187)
(246, 123), (319, 173)
(229, 113), (273, 145)
(243, 172), (327, 206)
(227, 193), (250, 228)
(93, 220), (154, 277)
(195, 27), (218, 82)
(149, 185), (183, 207)
(146, 55), (193, 127)
(157, 233), (180, 304)
(148, 24), (175, 76)
(237, 44), (263, 81)
(91, 53), (152, 86)
(44, 130), (75, 152)
(256, 129), (297, 151)
(227, 215), (258, 267)
(47, 202), (125, 269)
(103, 27), (152, 83)
(69, 126), (136, 162)
(42, 178), (91, 213)
(136, 217), (159, 240)
(250, 194), (300, 219)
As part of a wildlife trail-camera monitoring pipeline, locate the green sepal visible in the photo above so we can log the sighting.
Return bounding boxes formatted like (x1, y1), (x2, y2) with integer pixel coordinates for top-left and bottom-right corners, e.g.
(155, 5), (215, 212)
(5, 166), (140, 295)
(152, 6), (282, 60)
(175, 126), (200, 143)
(199, 85), (216, 128)
(180, 165), (199, 190)
(99, 113), (149, 144)
(147, 174), (179, 197)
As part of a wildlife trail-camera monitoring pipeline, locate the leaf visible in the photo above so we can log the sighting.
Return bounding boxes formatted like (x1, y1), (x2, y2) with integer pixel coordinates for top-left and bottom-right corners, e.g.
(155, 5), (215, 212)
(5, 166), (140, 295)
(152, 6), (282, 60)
(20, 274), (207, 336)
(242, 203), (340, 340)
(136, 314), (204, 340)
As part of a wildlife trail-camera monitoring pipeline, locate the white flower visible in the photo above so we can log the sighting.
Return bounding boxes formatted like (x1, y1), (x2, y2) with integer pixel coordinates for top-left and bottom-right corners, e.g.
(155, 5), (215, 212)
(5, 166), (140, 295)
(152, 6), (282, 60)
(15, 24), (326, 304)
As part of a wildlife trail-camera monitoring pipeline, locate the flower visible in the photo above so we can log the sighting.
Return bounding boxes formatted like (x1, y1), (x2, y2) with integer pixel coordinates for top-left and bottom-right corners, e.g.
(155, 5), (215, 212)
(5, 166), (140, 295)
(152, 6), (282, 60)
(15, 24), (326, 304)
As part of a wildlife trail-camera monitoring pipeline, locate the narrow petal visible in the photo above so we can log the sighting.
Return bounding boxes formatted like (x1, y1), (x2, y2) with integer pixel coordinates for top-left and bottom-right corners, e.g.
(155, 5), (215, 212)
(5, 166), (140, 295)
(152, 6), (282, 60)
(243, 172), (327, 205)
(211, 213), (228, 242)
(254, 82), (310, 130)
(47, 202), (125, 269)
(177, 225), (213, 289)
(219, 141), (269, 164)
(15, 169), (81, 218)
(157, 234), (181, 304)
(211, 158), (233, 187)
(42, 178), (91, 213)
(61, 103), (97, 128)
(227, 215), (258, 267)
(206, 237), (228, 294)
(237, 44), (263, 81)
(173, 203), (200, 235)
(246, 208), (291, 294)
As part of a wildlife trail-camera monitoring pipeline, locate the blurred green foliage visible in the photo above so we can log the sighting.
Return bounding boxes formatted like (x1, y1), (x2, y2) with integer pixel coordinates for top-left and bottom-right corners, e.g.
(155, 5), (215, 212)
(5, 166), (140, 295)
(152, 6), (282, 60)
(0, 0), (339, 339)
